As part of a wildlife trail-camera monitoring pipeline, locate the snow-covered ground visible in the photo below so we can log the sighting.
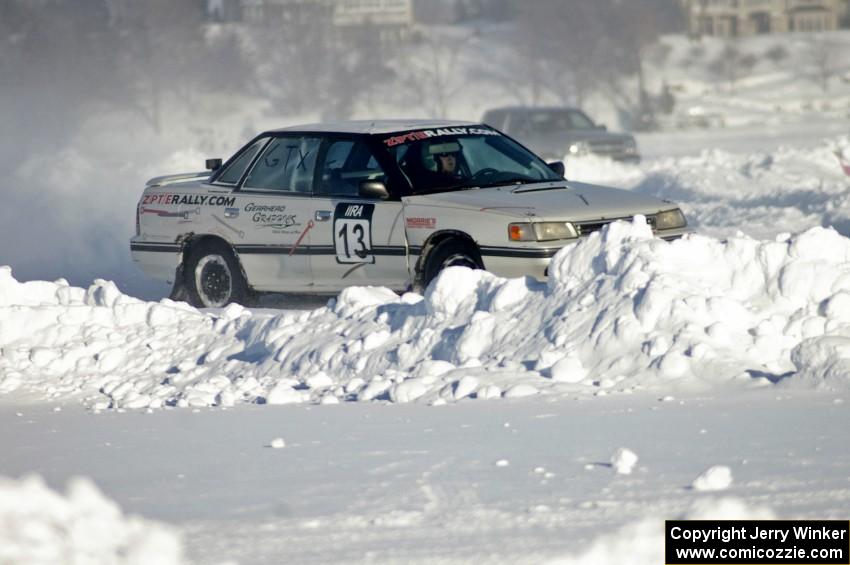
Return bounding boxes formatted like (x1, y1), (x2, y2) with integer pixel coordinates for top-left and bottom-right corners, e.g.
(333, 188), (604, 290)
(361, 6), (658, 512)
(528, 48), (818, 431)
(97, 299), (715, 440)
(2, 392), (847, 564)
(3, 175), (850, 562)
(2, 27), (850, 565)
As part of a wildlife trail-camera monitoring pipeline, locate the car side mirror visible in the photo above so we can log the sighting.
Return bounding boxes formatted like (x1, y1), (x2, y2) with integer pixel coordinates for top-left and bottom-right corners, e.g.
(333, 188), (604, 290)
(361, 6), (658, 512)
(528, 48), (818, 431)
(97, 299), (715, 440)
(359, 180), (389, 200)
(205, 158), (222, 171)
(596, 124), (608, 131)
(547, 161), (565, 178)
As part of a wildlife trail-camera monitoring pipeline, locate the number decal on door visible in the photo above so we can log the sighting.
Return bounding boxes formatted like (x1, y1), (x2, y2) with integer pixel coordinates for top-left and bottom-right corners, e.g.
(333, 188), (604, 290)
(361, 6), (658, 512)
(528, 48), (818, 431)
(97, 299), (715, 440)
(333, 203), (375, 264)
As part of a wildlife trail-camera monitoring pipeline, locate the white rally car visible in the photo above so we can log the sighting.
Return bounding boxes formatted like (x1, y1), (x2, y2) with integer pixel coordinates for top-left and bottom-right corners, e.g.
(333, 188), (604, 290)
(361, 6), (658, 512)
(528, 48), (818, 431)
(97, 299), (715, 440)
(131, 120), (688, 307)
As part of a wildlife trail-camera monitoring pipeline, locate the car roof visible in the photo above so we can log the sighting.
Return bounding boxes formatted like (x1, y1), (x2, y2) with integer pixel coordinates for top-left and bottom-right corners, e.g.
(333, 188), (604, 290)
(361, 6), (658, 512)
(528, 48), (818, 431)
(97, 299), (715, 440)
(266, 119), (479, 136)
(484, 106), (582, 113)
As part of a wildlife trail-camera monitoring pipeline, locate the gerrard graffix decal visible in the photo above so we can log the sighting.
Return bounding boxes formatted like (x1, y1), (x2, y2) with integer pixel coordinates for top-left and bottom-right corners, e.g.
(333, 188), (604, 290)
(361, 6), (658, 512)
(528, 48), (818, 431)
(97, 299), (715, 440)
(141, 193), (236, 207)
(244, 203), (300, 233)
(333, 203), (374, 264)
(383, 127), (499, 147)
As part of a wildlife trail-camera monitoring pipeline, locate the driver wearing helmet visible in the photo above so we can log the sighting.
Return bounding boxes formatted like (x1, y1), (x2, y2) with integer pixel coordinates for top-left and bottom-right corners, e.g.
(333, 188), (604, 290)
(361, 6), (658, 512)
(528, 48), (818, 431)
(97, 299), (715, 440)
(436, 149), (460, 177)
(426, 141), (466, 186)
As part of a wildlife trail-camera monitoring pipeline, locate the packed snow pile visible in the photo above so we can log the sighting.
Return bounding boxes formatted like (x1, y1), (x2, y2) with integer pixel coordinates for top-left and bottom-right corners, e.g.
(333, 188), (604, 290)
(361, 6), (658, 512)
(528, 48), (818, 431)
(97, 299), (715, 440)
(692, 466), (734, 492)
(0, 475), (184, 565)
(2, 218), (850, 409)
(549, 497), (773, 565)
(567, 135), (850, 241)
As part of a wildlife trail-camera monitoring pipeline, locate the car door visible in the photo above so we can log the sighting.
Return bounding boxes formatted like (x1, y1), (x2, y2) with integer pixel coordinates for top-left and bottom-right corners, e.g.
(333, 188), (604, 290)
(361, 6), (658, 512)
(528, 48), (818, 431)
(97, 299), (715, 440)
(309, 137), (410, 292)
(227, 135), (321, 292)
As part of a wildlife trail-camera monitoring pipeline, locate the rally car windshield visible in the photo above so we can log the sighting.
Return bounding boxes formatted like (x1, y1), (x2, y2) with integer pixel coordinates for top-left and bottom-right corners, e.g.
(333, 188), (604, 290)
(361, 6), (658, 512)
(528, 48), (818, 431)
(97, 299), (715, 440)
(382, 127), (562, 195)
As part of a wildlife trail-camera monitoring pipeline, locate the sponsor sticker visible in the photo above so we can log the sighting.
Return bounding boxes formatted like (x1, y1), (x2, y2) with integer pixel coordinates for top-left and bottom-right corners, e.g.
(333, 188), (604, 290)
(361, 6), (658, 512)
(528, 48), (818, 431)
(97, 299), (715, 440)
(244, 202), (300, 233)
(406, 217), (437, 229)
(383, 127), (500, 147)
(141, 193), (236, 207)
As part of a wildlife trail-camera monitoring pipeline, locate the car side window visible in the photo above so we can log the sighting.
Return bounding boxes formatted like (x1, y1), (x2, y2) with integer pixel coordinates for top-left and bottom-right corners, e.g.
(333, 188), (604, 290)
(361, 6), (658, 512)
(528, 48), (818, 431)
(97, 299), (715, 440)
(316, 138), (387, 197)
(215, 137), (269, 185)
(512, 114), (534, 137)
(568, 110), (595, 129)
(242, 136), (320, 193)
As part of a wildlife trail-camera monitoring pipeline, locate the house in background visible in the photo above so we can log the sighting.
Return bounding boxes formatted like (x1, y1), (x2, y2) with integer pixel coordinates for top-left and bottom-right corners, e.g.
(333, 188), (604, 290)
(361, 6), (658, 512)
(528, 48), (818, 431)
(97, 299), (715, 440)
(234, 0), (411, 30)
(206, 0), (513, 28)
(333, 0), (413, 27)
(206, 0), (242, 22)
(682, 0), (850, 37)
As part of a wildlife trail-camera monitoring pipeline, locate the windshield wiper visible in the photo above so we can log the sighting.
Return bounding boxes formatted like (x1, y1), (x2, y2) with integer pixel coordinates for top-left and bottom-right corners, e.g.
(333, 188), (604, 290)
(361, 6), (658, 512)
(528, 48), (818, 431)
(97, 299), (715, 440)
(416, 183), (479, 195)
(476, 178), (538, 189)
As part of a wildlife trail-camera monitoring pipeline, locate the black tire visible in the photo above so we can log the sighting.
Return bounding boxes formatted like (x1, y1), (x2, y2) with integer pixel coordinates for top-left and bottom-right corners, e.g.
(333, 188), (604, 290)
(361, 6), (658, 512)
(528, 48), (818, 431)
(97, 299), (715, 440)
(184, 240), (250, 308)
(421, 238), (483, 290)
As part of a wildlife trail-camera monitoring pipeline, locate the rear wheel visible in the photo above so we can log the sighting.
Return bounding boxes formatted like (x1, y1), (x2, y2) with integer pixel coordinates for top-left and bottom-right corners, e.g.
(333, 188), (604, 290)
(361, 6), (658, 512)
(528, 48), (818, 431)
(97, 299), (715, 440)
(185, 240), (250, 308)
(421, 238), (483, 290)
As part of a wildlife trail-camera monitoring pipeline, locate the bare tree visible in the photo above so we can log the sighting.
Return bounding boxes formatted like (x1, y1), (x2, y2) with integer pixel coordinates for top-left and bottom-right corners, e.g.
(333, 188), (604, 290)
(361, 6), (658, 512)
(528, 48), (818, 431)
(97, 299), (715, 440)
(708, 40), (756, 93)
(253, 6), (394, 120)
(805, 35), (837, 93)
(0, 0), (124, 158)
(109, 0), (208, 134)
(509, 1), (616, 107)
(394, 29), (478, 117)
(505, 0), (679, 128)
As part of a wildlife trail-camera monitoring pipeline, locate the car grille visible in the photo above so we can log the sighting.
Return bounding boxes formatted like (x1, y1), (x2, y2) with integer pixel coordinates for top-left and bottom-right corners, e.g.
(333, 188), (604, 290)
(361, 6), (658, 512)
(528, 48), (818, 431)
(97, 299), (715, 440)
(587, 140), (627, 156)
(575, 215), (655, 236)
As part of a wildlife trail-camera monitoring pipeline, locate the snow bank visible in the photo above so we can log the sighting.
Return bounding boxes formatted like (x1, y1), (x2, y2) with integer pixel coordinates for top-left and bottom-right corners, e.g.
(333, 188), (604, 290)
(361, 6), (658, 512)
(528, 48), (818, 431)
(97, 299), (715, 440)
(566, 136), (850, 241)
(548, 497), (773, 565)
(0, 475), (183, 565)
(3, 216), (850, 408)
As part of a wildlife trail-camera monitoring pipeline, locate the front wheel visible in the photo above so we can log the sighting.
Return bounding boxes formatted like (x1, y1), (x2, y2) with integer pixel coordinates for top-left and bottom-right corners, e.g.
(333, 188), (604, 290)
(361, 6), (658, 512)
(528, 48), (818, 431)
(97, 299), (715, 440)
(184, 240), (250, 308)
(421, 238), (483, 290)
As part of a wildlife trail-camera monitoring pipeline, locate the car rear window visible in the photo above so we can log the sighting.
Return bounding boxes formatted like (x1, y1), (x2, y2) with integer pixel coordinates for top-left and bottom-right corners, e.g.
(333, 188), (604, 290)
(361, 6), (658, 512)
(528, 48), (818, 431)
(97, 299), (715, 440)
(215, 137), (269, 185)
(242, 137), (321, 193)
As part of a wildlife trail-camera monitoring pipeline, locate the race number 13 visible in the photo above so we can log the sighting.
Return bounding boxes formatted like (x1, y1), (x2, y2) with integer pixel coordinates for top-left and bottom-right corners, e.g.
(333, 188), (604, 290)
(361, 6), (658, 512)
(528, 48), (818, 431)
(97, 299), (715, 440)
(333, 203), (375, 264)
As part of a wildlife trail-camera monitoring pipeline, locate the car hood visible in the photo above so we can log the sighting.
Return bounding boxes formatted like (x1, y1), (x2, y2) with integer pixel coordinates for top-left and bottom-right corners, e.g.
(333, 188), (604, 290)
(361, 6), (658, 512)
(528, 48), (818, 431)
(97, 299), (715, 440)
(527, 130), (634, 144)
(523, 131), (634, 156)
(404, 181), (676, 222)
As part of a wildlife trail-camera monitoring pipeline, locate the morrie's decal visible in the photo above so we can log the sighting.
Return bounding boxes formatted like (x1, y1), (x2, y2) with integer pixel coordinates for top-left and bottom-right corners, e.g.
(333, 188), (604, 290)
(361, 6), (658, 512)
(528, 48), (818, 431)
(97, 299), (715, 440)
(244, 203), (299, 233)
(141, 193), (236, 207)
(333, 203), (375, 264)
(383, 127), (500, 147)
(406, 217), (437, 229)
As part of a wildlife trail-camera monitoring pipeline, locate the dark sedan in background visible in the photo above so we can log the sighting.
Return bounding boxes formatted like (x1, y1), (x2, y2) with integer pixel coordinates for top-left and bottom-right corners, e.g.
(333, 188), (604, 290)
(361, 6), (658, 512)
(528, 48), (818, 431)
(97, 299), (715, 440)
(482, 106), (640, 163)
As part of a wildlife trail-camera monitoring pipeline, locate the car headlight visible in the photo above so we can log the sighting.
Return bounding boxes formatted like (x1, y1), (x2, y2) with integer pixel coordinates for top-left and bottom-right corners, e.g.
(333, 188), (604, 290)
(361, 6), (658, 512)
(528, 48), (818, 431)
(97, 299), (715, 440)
(568, 141), (590, 155)
(508, 222), (578, 242)
(654, 208), (687, 230)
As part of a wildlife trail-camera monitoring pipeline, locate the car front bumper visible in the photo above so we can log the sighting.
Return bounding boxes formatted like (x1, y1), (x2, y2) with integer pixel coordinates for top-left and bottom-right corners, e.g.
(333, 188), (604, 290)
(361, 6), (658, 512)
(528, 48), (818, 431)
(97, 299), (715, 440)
(480, 227), (689, 281)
